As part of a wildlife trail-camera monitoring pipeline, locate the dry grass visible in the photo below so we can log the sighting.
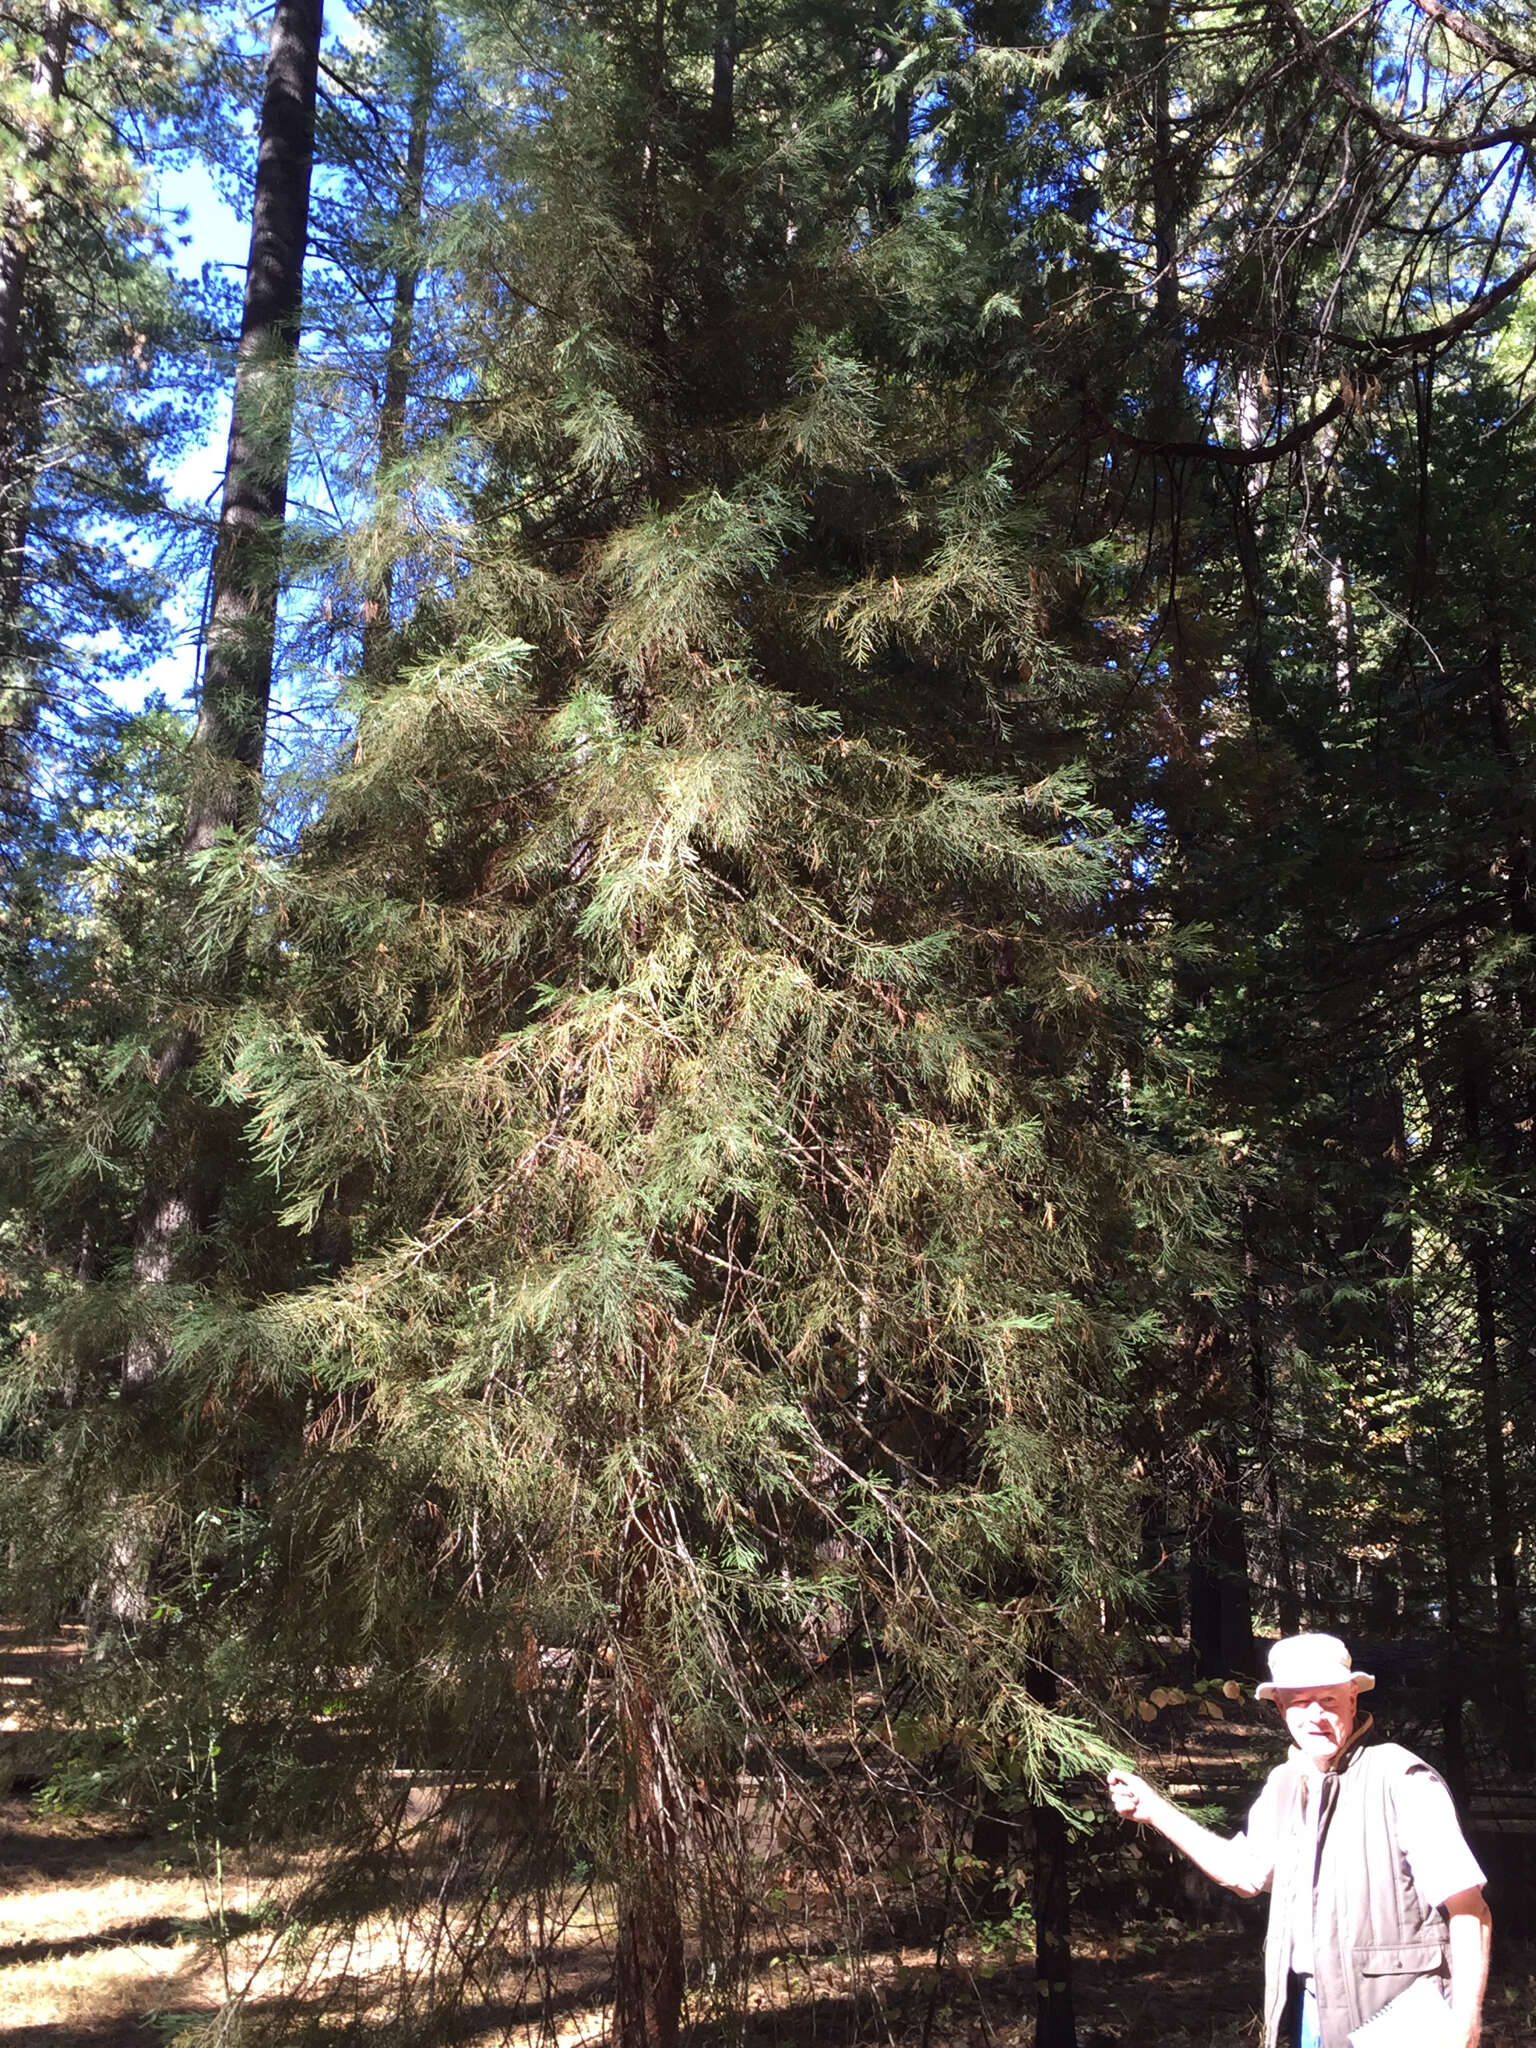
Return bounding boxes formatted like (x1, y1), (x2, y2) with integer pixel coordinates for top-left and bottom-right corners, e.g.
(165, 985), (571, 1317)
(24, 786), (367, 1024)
(0, 1800), (283, 2042)
(1, 1625), (1532, 2048)
(1, 1791), (1532, 2048)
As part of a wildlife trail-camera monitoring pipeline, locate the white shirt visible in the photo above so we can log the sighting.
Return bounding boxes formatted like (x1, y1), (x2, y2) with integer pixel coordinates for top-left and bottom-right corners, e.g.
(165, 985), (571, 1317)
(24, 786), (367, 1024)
(1235, 1754), (1486, 1975)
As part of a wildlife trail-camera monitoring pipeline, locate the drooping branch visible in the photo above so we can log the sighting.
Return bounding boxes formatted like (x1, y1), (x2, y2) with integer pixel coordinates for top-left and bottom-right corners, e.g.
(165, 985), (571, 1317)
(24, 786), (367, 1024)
(1278, 0), (1536, 159)
(1099, 246), (1536, 466)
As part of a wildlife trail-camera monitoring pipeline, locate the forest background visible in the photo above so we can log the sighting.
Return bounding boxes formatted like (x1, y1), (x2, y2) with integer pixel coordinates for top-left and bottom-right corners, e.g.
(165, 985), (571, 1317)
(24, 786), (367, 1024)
(1, 1), (1535, 2045)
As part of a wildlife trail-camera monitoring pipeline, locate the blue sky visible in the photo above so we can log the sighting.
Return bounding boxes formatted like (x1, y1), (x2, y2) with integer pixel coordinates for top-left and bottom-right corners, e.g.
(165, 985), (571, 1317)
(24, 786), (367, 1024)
(115, 158), (249, 714)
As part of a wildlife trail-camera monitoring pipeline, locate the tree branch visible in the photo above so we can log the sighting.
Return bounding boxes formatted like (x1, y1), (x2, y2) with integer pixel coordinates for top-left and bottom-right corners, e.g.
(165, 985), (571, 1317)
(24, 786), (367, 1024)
(1411, 0), (1536, 76)
(1098, 247), (1536, 465)
(1280, 0), (1536, 158)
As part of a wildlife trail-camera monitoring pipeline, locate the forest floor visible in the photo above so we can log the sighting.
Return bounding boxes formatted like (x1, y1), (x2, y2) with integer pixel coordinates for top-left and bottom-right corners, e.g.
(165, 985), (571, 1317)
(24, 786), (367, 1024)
(3, 1628), (1533, 2048)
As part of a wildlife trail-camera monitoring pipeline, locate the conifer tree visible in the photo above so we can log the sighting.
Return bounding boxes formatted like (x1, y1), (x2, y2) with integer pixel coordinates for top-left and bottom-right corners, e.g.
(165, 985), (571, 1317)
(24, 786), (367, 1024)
(3, 5), (1212, 2042)
(0, 1), (212, 851)
(6, 3), (1536, 2042)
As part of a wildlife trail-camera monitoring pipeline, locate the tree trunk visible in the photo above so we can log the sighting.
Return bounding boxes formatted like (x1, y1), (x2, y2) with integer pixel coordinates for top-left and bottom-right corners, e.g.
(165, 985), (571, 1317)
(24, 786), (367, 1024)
(1147, 0), (1179, 338)
(1137, 1484), (1182, 1636)
(1245, 1206), (1301, 1635)
(613, 1548), (685, 2048)
(117, 0), (322, 1406)
(1185, 1315), (1258, 1680)
(189, 0), (323, 849)
(1435, 1416), (1471, 1805)
(711, 0), (736, 149)
(361, 14), (434, 681)
(1467, 1225), (1530, 1771)
(1188, 1441), (1257, 1680)
(0, 2), (70, 805)
(873, 39), (912, 225)
(1459, 927), (1532, 1774)
(1028, 1662), (1075, 2048)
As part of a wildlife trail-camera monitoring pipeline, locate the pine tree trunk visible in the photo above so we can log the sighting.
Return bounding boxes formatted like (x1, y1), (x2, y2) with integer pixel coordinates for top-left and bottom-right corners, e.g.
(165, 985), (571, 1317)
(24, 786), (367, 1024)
(117, 0), (322, 1413)
(1147, 0), (1178, 338)
(1188, 1440), (1256, 1680)
(1436, 1420), (1471, 1804)
(711, 0), (736, 148)
(613, 1706), (685, 2048)
(362, 14), (433, 681)
(1185, 1319), (1257, 1680)
(1245, 1207), (1300, 1635)
(0, 2), (70, 459)
(1137, 1485), (1182, 1636)
(188, 0), (323, 847)
(1458, 924), (1532, 1773)
(877, 51), (912, 225)
(0, 2), (70, 791)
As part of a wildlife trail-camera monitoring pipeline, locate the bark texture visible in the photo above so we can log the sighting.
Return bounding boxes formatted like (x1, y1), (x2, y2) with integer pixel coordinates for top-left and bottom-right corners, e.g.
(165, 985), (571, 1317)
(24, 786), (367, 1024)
(1029, 1662), (1076, 2048)
(0, 1), (71, 817)
(613, 1500), (685, 2048)
(115, 0), (322, 1416)
(189, 0), (322, 849)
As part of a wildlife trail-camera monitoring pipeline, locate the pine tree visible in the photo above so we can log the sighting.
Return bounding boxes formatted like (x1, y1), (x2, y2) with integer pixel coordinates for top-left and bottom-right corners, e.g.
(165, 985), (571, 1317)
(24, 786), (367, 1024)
(6, 4), (1535, 2042)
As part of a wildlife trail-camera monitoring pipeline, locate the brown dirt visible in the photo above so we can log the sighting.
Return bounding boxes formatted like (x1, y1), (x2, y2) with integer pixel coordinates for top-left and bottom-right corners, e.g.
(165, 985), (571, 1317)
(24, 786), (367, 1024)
(0, 1630), (1531, 2048)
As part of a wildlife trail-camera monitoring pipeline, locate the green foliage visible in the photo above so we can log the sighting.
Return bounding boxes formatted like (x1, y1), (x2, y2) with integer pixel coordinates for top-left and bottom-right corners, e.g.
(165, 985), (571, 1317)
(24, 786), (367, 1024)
(3, 0), (1536, 2037)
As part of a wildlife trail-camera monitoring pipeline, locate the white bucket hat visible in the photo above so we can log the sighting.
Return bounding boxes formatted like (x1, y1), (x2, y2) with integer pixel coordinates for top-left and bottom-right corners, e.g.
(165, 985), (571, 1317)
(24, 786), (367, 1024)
(1255, 1632), (1375, 1702)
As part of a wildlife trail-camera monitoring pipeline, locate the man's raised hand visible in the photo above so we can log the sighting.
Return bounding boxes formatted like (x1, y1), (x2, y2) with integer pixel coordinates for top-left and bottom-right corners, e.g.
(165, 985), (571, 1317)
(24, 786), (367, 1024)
(1106, 1769), (1161, 1826)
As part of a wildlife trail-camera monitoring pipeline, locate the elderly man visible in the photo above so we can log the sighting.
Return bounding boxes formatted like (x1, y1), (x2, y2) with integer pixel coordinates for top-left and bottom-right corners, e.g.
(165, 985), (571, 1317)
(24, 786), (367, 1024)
(1106, 1633), (1492, 2048)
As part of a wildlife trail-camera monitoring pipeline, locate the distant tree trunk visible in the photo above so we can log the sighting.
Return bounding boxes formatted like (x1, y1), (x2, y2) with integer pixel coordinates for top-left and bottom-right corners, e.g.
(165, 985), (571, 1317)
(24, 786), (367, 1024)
(1189, 1435), (1257, 1679)
(117, 0), (323, 1410)
(695, 0), (737, 330)
(873, 38), (912, 224)
(0, 2), (71, 812)
(1029, 1661), (1075, 2048)
(634, 0), (671, 504)
(1184, 1315), (1258, 1679)
(1435, 1416), (1471, 1804)
(1147, 0), (1179, 338)
(711, 0), (736, 148)
(1137, 1484), (1182, 1636)
(1245, 1204), (1300, 1635)
(362, 16), (434, 681)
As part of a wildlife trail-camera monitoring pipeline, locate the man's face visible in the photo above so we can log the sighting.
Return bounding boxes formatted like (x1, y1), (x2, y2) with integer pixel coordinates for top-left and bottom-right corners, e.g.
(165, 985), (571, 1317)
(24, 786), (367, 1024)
(1276, 1682), (1359, 1769)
